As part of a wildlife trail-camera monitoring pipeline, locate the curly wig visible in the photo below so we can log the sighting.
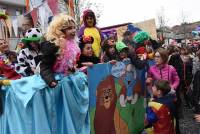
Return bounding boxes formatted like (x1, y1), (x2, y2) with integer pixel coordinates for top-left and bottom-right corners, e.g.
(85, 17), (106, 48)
(45, 13), (76, 46)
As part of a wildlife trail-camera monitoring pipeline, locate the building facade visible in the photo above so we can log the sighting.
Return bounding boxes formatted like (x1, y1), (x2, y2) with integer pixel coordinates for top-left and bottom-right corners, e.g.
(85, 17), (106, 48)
(0, 0), (26, 16)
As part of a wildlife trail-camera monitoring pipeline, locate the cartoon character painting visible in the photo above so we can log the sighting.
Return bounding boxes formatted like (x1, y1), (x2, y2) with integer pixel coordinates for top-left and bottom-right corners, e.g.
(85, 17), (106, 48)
(88, 63), (145, 134)
(94, 75), (117, 134)
(115, 59), (138, 107)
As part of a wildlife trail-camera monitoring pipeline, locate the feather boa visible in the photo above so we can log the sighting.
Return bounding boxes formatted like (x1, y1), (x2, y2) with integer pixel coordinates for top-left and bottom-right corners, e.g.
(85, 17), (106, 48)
(53, 39), (80, 74)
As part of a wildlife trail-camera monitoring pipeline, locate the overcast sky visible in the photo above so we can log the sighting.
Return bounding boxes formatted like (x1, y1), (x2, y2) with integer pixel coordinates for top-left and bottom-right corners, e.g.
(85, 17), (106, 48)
(88, 0), (200, 27)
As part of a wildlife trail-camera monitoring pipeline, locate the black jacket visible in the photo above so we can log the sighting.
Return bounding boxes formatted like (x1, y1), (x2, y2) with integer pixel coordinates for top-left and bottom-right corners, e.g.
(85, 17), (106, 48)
(40, 41), (59, 87)
(168, 54), (193, 84)
(77, 55), (100, 68)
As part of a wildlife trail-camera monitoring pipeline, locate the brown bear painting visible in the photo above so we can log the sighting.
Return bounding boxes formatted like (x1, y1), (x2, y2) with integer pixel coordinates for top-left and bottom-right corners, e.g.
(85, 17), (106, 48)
(94, 75), (117, 134)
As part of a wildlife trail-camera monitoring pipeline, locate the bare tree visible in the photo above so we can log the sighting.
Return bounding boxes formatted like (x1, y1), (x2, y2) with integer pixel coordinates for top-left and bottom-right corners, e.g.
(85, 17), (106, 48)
(157, 7), (168, 44)
(180, 10), (188, 44)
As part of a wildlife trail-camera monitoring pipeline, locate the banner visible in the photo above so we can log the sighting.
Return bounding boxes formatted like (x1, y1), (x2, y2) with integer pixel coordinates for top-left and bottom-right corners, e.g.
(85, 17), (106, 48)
(88, 60), (145, 134)
(47, 0), (58, 15)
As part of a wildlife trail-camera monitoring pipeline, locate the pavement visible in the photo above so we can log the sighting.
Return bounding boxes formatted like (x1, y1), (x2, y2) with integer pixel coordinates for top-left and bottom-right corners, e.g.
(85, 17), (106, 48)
(180, 101), (200, 134)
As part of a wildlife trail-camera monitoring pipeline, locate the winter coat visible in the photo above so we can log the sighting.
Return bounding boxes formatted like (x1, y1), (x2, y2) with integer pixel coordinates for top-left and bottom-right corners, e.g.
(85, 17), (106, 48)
(39, 41), (59, 86)
(192, 71), (200, 113)
(148, 64), (180, 90)
(16, 48), (42, 76)
(168, 54), (193, 85)
(193, 57), (200, 75)
(146, 94), (176, 134)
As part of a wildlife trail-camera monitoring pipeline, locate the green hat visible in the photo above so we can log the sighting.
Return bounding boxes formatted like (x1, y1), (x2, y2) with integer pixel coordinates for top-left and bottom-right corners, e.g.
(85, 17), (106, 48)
(22, 37), (41, 43)
(22, 28), (42, 43)
(133, 31), (150, 44)
(116, 41), (128, 52)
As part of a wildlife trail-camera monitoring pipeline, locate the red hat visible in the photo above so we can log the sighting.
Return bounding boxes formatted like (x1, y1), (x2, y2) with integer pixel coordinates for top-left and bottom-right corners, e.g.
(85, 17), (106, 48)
(136, 47), (146, 54)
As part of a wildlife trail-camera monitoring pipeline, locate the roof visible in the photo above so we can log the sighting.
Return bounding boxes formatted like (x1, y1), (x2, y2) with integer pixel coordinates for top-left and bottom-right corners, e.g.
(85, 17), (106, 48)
(100, 22), (132, 30)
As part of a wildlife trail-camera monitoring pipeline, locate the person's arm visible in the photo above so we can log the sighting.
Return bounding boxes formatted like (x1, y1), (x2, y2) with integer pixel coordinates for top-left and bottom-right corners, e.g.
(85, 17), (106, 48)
(40, 41), (59, 87)
(146, 67), (154, 84)
(170, 66), (180, 90)
(146, 107), (158, 125)
(129, 53), (147, 69)
(16, 49), (33, 76)
(40, 61), (57, 87)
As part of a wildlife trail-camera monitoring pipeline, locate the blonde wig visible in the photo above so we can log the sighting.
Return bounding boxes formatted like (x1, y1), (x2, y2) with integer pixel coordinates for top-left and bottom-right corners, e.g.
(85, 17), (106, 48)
(45, 13), (76, 46)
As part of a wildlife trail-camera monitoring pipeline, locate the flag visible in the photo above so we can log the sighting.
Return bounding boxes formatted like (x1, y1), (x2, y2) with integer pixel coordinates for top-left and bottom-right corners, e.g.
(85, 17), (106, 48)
(68, 0), (75, 17)
(47, 0), (58, 15)
(30, 8), (38, 26)
(25, 0), (30, 12)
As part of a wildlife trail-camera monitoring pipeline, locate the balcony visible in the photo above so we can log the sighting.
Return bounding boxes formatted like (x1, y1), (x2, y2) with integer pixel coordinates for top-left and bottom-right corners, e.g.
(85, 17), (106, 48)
(0, 0), (26, 7)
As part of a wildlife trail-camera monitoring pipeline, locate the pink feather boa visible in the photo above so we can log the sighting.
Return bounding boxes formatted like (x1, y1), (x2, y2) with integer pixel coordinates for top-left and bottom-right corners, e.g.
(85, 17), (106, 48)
(53, 39), (80, 75)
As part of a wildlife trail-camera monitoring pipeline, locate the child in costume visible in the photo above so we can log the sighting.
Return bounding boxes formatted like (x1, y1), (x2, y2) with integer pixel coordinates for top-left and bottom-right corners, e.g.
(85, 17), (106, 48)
(16, 28), (42, 76)
(78, 10), (103, 58)
(77, 35), (100, 69)
(146, 47), (155, 67)
(116, 41), (138, 106)
(0, 38), (21, 116)
(40, 13), (81, 87)
(101, 36), (118, 63)
(145, 80), (176, 134)
(0, 39), (21, 80)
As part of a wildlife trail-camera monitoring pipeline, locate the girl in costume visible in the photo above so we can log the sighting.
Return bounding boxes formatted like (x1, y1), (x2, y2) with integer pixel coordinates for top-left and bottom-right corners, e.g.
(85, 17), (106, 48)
(1, 13), (90, 134)
(78, 10), (103, 58)
(39, 13), (80, 87)
(39, 14), (89, 133)
(77, 35), (100, 69)
(16, 28), (42, 76)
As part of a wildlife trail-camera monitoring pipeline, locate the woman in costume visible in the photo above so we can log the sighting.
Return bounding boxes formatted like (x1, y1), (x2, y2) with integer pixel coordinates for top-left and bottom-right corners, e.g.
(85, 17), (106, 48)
(78, 9), (103, 58)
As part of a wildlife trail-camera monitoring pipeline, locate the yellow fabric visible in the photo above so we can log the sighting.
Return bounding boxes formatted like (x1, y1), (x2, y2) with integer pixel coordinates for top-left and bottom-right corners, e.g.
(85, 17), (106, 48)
(0, 80), (10, 86)
(148, 101), (163, 110)
(145, 127), (154, 134)
(84, 27), (101, 57)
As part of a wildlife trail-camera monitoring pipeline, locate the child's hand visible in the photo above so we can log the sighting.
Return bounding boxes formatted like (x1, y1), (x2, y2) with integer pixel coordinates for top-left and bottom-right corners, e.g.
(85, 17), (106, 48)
(109, 60), (117, 65)
(146, 78), (152, 84)
(194, 114), (200, 122)
(82, 62), (93, 67)
(50, 81), (57, 88)
(31, 67), (36, 72)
